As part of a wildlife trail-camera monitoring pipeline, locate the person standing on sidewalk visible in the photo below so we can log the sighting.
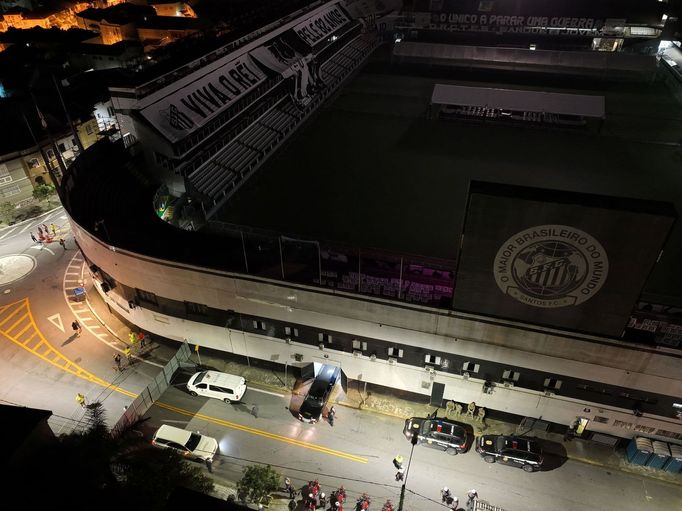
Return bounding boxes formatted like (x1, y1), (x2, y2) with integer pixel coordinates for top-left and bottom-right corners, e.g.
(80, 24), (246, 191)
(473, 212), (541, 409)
(328, 405), (336, 427)
(124, 347), (132, 364)
(72, 320), (82, 337)
(466, 489), (478, 511)
(113, 353), (122, 371)
(59, 238), (66, 250)
(30, 232), (38, 243)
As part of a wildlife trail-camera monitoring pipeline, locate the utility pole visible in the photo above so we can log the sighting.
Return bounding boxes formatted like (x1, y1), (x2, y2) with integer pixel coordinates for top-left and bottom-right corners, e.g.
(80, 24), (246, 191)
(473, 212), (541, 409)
(53, 74), (85, 153)
(398, 422), (420, 511)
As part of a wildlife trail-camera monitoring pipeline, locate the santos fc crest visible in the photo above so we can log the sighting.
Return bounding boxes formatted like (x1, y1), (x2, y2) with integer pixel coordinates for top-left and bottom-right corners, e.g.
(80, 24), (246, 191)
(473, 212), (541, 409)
(493, 225), (609, 308)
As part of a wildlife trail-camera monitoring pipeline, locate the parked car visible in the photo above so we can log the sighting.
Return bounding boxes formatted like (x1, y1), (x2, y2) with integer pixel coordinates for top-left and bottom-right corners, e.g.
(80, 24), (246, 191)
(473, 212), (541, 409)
(186, 370), (247, 403)
(476, 435), (543, 472)
(403, 417), (469, 454)
(151, 424), (218, 462)
(298, 364), (340, 423)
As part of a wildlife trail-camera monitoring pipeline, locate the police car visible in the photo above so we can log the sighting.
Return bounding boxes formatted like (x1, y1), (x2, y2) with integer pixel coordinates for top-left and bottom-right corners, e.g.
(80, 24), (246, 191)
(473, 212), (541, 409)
(476, 435), (543, 472)
(403, 417), (469, 455)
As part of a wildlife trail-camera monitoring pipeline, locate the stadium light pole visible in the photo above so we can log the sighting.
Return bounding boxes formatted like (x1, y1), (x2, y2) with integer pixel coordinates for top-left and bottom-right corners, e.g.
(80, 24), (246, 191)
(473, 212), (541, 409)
(398, 421), (420, 511)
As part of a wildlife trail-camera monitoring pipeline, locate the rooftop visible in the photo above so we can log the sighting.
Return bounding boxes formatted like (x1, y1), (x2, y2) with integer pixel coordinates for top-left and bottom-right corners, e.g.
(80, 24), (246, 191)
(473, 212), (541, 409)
(215, 52), (682, 305)
(64, 47), (682, 322)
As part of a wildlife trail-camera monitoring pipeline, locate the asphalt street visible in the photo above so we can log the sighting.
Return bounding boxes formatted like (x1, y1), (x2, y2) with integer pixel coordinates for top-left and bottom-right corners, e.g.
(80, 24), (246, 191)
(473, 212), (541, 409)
(148, 379), (682, 511)
(0, 207), (679, 510)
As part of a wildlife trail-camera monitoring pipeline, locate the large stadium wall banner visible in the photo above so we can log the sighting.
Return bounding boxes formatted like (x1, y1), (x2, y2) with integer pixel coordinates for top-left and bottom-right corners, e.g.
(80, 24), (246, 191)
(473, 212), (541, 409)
(452, 182), (676, 337)
(414, 0), (664, 25)
(140, 55), (266, 143)
(294, 3), (350, 47)
(427, 14), (605, 36)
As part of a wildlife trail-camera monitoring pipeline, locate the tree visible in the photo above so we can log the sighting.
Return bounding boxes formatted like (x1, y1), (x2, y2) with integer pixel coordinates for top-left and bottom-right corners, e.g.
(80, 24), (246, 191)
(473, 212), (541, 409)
(236, 464), (281, 505)
(32, 183), (56, 202)
(0, 202), (15, 224)
(7, 402), (214, 510)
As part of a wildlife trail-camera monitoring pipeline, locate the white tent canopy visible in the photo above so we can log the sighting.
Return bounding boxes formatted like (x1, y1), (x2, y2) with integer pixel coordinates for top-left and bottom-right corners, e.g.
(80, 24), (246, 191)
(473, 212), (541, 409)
(431, 83), (605, 119)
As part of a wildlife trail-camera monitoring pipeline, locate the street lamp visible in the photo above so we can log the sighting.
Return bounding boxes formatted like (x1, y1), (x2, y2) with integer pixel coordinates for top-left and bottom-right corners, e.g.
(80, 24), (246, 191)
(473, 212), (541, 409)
(398, 421), (420, 511)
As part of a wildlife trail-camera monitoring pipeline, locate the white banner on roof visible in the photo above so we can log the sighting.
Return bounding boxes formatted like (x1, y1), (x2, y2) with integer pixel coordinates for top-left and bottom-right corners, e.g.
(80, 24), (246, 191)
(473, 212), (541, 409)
(294, 3), (350, 46)
(250, 37), (305, 73)
(140, 55), (266, 142)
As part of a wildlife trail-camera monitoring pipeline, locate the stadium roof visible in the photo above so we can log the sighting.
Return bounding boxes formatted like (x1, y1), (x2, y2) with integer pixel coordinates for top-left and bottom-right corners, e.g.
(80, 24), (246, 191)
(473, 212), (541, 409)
(431, 84), (605, 118)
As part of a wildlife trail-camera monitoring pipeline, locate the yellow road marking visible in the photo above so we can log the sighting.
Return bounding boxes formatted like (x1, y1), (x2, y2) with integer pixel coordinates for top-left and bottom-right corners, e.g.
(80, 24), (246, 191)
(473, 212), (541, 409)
(0, 298), (365, 462)
(0, 304), (23, 327)
(157, 401), (368, 463)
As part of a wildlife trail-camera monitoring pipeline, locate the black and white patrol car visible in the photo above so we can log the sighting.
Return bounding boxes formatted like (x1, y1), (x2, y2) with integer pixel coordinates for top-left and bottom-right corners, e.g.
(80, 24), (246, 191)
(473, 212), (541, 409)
(476, 435), (543, 472)
(403, 417), (469, 454)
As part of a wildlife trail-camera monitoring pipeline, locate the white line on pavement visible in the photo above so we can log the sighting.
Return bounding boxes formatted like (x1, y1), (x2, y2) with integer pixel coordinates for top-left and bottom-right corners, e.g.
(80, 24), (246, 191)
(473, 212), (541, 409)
(29, 246), (54, 255)
(0, 227), (17, 240)
(248, 387), (288, 399)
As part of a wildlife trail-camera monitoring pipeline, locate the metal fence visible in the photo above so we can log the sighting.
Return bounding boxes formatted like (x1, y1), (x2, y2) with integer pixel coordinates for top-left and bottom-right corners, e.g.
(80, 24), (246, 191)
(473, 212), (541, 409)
(111, 341), (193, 438)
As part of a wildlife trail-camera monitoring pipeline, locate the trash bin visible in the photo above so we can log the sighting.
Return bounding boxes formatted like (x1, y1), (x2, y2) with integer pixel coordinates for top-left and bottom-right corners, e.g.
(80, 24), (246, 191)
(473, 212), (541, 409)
(625, 437), (654, 465)
(646, 441), (670, 469)
(663, 443), (682, 473)
(73, 287), (86, 302)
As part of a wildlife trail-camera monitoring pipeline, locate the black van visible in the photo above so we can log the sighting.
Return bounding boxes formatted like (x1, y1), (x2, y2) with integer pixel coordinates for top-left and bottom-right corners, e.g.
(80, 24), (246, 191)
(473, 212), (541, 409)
(476, 435), (543, 472)
(403, 417), (469, 455)
(298, 364), (340, 424)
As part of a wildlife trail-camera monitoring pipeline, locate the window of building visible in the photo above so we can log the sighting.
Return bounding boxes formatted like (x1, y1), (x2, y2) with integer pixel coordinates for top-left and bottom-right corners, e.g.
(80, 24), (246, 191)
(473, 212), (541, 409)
(253, 320), (266, 330)
(135, 289), (158, 305)
(47, 149), (54, 159)
(0, 184), (21, 198)
(502, 369), (520, 382)
(543, 378), (562, 390)
(655, 429), (682, 440)
(27, 158), (41, 169)
(613, 420), (633, 430)
(592, 416), (610, 424)
(0, 164), (11, 184)
(318, 332), (332, 343)
(425, 354), (441, 365)
(462, 361), (480, 373)
(387, 347), (404, 358)
(185, 301), (207, 315)
(352, 339), (368, 351)
(107, 106), (115, 117)
(633, 425), (656, 434)
(86, 124), (94, 135)
(284, 326), (298, 337)
(58, 143), (66, 152)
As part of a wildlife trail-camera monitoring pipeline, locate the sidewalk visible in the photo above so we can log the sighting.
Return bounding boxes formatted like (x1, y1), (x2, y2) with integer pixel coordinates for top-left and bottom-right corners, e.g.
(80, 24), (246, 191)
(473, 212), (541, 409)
(82, 288), (681, 501)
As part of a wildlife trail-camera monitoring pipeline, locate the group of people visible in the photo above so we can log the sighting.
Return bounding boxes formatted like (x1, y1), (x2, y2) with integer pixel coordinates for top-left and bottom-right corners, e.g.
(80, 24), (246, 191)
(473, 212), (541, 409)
(286, 480), (382, 511)
(441, 487), (479, 511)
(30, 223), (65, 249)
